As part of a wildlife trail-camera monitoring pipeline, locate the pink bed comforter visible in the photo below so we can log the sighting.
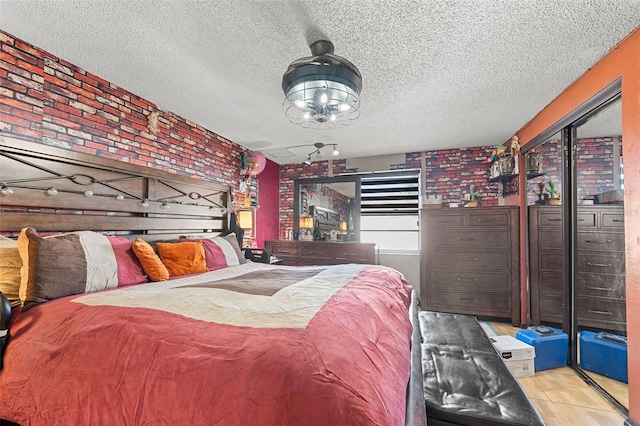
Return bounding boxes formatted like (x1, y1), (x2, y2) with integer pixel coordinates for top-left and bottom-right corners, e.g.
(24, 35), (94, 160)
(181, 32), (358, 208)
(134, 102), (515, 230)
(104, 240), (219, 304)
(0, 263), (412, 425)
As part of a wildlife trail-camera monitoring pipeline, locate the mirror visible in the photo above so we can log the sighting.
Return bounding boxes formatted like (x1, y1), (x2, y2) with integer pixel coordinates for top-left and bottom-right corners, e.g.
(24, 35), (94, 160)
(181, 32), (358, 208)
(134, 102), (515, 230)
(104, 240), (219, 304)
(293, 176), (361, 242)
(525, 89), (627, 413)
(573, 96), (627, 409)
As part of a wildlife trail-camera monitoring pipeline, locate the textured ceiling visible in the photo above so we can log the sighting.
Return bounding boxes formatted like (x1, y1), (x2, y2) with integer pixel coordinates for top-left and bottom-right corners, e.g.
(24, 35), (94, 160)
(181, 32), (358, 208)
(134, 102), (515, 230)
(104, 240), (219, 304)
(1, 1), (639, 164)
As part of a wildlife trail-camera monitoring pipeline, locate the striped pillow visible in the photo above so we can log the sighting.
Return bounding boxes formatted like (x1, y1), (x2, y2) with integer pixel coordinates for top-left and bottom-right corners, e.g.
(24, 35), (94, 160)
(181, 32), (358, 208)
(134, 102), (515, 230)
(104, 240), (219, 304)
(183, 233), (247, 271)
(17, 228), (146, 310)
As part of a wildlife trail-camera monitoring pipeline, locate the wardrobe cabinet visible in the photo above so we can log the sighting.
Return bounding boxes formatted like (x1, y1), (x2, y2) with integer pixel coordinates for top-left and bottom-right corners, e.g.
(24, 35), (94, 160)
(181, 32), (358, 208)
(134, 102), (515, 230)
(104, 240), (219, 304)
(420, 206), (520, 326)
(529, 205), (626, 331)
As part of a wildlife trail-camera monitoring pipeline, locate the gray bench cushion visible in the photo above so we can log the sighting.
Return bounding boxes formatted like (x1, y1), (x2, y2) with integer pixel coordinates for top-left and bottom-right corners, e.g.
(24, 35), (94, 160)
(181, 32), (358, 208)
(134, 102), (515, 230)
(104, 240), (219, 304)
(420, 311), (546, 426)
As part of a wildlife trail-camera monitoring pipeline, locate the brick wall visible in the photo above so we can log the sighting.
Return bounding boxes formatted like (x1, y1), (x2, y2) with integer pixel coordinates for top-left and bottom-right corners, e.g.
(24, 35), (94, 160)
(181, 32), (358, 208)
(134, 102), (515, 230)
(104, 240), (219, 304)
(526, 137), (620, 205)
(0, 30), (246, 204)
(278, 146), (501, 234)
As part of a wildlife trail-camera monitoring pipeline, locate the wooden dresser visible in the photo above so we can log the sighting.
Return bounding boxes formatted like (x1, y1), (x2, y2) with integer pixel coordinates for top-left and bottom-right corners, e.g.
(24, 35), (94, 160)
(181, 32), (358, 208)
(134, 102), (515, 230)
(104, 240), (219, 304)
(265, 240), (376, 266)
(420, 206), (520, 326)
(529, 205), (626, 331)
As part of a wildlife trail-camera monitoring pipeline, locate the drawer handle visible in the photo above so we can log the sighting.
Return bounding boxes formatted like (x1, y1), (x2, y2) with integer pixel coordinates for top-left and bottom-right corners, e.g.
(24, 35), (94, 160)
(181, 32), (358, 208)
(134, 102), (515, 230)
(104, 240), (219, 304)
(459, 298), (477, 302)
(278, 250), (292, 253)
(585, 239), (612, 244)
(587, 286), (614, 291)
(588, 309), (613, 316)
(548, 218), (562, 222)
(578, 218), (585, 221)
(457, 257), (478, 262)
(477, 218), (499, 222)
(612, 219), (624, 223)
(586, 262), (612, 268)
(457, 277), (478, 282)
(437, 219), (459, 223)
(456, 237), (476, 241)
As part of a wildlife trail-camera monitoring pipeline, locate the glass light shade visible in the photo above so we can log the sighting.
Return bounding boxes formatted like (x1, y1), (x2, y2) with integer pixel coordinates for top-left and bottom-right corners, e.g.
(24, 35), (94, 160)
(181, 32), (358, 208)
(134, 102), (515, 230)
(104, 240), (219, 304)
(282, 40), (362, 129)
(238, 209), (253, 229)
(299, 216), (314, 229)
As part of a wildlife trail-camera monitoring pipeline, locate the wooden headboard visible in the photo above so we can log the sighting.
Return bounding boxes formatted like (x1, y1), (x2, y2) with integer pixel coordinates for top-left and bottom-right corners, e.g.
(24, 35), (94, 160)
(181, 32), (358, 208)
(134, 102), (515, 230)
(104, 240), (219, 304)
(0, 136), (231, 240)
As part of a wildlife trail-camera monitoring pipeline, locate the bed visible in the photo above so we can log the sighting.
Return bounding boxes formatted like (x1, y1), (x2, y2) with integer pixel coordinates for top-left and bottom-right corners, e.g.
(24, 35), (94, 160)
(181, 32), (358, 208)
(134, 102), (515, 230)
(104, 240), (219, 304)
(0, 138), (426, 426)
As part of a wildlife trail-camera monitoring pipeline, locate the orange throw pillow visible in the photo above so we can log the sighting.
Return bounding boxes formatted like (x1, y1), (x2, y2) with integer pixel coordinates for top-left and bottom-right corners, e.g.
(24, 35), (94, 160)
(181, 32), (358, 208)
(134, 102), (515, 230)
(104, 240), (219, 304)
(131, 238), (170, 282)
(156, 241), (208, 277)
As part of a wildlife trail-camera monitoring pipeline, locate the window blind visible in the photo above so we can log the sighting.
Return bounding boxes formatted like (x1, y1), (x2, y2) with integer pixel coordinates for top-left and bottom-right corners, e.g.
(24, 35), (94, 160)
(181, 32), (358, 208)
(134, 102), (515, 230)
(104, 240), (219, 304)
(360, 170), (420, 215)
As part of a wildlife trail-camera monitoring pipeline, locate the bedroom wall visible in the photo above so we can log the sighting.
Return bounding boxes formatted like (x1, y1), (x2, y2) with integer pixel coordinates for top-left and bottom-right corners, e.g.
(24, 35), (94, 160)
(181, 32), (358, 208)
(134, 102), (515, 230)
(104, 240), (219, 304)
(279, 146), (507, 233)
(514, 26), (640, 423)
(0, 29), (250, 213)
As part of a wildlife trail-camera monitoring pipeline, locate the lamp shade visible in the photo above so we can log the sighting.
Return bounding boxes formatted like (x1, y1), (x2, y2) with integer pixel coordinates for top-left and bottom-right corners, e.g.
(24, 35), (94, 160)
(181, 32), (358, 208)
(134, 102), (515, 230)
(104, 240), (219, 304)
(282, 40), (362, 129)
(237, 209), (253, 229)
(299, 216), (314, 229)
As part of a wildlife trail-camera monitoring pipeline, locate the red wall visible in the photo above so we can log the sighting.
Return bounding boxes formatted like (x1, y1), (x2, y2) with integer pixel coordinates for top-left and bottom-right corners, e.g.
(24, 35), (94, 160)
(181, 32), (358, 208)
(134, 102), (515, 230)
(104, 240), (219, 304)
(255, 158), (279, 247)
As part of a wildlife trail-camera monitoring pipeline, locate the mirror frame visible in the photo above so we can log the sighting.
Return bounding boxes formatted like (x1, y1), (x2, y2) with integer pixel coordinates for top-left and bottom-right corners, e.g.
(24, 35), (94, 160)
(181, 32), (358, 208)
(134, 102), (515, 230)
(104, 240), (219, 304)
(293, 176), (362, 241)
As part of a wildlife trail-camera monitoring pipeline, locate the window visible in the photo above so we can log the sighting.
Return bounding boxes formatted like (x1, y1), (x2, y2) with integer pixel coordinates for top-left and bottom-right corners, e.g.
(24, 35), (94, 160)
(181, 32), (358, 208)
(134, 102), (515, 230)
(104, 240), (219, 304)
(359, 170), (420, 252)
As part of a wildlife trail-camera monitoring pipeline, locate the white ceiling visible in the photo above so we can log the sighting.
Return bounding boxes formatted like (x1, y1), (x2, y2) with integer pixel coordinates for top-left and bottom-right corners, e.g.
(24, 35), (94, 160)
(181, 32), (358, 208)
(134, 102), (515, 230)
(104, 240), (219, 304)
(1, 1), (638, 164)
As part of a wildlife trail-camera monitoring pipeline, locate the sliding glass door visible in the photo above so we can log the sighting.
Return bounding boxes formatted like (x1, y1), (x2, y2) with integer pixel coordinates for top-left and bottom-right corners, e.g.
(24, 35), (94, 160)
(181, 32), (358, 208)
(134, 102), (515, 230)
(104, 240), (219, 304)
(525, 81), (627, 414)
(571, 95), (627, 410)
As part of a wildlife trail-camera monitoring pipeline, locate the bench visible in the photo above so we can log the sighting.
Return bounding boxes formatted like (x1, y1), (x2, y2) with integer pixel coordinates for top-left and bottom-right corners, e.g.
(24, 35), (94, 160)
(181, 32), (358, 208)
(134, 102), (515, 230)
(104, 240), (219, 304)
(419, 311), (546, 426)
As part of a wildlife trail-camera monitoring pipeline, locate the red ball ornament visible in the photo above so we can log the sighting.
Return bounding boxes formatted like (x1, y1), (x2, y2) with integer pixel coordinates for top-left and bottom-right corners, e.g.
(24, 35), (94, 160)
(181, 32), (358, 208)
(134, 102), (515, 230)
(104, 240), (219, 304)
(246, 151), (266, 176)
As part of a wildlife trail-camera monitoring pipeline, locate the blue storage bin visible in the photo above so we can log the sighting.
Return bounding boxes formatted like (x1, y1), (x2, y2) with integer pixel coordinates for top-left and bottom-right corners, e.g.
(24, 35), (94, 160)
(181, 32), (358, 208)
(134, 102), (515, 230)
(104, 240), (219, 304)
(516, 326), (568, 371)
(580, 331), (628, 383)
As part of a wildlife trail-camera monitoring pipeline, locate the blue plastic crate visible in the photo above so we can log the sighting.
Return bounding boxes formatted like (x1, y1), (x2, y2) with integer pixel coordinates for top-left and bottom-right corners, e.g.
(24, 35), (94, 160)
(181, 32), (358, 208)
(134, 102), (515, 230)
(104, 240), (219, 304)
(580, 331), (628, 383)
(516, 326), (568, 371)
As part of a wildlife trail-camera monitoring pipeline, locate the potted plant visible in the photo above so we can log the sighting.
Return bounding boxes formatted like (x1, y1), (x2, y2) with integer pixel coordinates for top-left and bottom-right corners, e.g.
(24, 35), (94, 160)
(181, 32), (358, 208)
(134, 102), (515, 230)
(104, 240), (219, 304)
(465, 185), (479, 207)
(546, 181), (561, 205)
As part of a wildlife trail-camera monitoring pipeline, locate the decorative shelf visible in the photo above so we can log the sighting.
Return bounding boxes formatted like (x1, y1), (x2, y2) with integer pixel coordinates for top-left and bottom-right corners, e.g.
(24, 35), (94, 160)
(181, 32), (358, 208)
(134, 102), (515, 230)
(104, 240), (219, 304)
(489, 173), (518, 184)
(488, 173), (519, 197)
(526, 172), (546, 180)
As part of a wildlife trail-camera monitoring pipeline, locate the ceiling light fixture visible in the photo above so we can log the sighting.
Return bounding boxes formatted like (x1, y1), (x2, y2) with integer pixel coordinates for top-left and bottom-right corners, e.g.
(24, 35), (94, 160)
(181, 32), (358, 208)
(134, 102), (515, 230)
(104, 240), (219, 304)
(282, 40), (362, 129)
(299, 142), (339, 165)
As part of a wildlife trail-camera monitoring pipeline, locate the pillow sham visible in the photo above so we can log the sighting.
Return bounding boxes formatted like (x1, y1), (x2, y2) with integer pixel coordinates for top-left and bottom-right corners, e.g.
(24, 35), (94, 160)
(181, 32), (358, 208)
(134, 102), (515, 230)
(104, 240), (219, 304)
(105, 236), (148, 286)
(156, 241), (207, 277)
(18, 228), (119, 310)
(0, 236), (22, 307)
(182, 233), (246, 271)
(131, 238), (170, 282)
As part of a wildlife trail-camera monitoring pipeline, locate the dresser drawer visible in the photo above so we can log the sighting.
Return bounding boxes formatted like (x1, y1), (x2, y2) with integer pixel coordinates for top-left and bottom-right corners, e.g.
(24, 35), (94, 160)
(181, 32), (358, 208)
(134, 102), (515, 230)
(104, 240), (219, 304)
(577, 297), (627, 325)
(538, 230), (562, 250)
(577, 232), (625, 252)
(538, 211), (562, 228)
(576, 212), (596, 229)
(428, 270), (510, 291)
(426, 289), (511, 316)
(268, 244), (299, 257)
(539, 295), (562, 323)
(602, 212), (624, 229)
(333, 245), (374, 263)
(427, 212), (465, 228)
(301, 245), (332, 259)
(428, 249), (510, 271)
(576, 273), (626, 299)
(576, 253), (625, 275)
(468, 212), (511, 227)
(540, 271), (562, 295)
(538, 251), (563, 272)
(429, 229), (510, 249)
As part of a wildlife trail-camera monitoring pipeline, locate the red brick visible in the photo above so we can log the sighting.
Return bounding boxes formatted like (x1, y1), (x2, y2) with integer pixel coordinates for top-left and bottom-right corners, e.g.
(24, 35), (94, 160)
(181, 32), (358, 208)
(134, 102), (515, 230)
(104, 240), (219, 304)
(15, 40), (44, 59)
(56, 102), (82, 116)
(71, 144), (97, 155)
